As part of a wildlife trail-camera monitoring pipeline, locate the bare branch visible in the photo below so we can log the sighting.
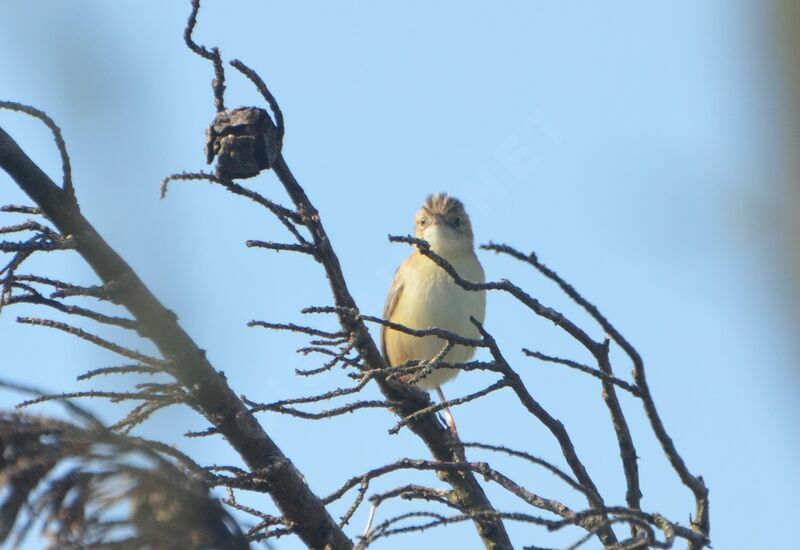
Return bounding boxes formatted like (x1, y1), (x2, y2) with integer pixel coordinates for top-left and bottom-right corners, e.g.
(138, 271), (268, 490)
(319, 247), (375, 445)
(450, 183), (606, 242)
(593, 339), (643, 525)
(1, 204), (41, 215)
(229, 58), (285, 143)
(244, 397), (392, 420)
(484, 242), (709, 543)
(389, 379), (508, 435)
(13, 274), (115, 301)
(77, 364), (161, 381)
(247, 239), (315, 255)
(272, 156), (514, 546)
(471, 318), (618, 546)
(0, 219), (58, 236)
(523, 348), (641, 397)
(359, 510), (554, 549)
(0, 236), (75, 252)
(459, 442), (586, 497)
(248, 319), (343, 339)
(16, 316), (160, 365)
(390, 234), (602, 354)
(303, 305), (487, 349)
(403, 340), (454, 385)
(0, 101), (73, 195)
(0, 4), (710, 547)
(5, 291), (138, 330)
(245, 373), (372, 409)
(160, 171), (307, 243)
(183, 0), (226, 111)
(0, 110), (352, 548)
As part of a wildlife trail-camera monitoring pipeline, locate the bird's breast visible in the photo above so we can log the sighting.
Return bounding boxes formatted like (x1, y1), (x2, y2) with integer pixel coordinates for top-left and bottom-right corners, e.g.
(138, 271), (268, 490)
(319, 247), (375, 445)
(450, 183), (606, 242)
(394, 254), (486, 341)
(385, 252), (486, 388)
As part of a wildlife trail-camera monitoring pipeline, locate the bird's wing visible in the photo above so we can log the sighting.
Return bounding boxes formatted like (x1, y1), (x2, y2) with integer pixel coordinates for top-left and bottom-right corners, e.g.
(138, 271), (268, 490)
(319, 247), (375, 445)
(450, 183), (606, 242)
(381, 259), (407, 364)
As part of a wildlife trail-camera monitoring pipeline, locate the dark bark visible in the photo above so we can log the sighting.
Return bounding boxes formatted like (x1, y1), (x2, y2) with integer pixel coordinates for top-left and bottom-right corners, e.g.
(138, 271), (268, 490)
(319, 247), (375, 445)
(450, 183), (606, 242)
(0, 125), (354, 550)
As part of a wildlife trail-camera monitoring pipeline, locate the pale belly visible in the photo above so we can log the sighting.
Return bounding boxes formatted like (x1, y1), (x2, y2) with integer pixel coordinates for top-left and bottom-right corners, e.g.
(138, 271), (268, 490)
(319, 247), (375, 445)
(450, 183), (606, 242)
(387, 254), (486, 389)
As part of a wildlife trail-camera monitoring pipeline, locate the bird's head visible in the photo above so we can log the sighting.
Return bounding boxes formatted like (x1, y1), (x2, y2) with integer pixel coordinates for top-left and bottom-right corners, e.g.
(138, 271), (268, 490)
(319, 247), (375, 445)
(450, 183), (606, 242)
(414, 193), (474, 255)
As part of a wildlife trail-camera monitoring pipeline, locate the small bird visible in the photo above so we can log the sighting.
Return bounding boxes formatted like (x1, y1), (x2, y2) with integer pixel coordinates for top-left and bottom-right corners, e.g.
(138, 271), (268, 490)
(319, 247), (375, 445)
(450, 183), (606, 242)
(381, 193), (486, 437)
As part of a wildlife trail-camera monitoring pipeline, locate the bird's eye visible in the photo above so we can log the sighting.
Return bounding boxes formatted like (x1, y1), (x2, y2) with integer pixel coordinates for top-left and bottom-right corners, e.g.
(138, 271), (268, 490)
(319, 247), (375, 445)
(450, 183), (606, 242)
(452, 216), (462, 228)
(418, 217), (427, 226)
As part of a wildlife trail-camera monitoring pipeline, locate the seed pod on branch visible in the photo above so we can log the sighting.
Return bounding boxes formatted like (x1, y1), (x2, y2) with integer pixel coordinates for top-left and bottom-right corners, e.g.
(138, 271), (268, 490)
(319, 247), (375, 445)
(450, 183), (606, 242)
(205, 106), (282, 179)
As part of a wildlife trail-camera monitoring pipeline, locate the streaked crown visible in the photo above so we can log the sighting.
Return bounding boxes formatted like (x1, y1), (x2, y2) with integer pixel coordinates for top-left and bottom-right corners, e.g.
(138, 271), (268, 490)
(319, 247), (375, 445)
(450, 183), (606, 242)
(415, 193), (474, 244)
(421, 193), (466, 218)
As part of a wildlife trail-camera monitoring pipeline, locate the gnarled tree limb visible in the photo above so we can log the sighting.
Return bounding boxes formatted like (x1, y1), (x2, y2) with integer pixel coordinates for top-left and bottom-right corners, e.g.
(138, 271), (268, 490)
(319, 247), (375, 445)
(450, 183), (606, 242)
(0, 123), (353, 549)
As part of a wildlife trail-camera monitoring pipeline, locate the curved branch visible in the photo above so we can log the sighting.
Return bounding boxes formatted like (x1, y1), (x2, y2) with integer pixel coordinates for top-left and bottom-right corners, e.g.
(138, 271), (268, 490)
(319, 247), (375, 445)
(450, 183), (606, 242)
(0, 124), (353, 549)
(183, 0), (226, 111)
(484, 242), (709, 544)
(0, 101), (73, 194)
(272, 155), (514, 549)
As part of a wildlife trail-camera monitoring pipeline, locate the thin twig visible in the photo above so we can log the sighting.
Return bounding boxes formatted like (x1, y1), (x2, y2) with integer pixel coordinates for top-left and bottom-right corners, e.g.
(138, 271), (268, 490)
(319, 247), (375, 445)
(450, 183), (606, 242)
(16, 317), (160, 365)
(160, 171), (306, 244)
(485, 242), (707, 541)
(523, 349), (641, 397)
(389, 379), (508, 434)
(0, 101), (73, 195)
(229, 59), (284, 142)
(459, 442), (586, 497)
(183, 0), (226, 111)
(248, 320), (342, 339)
(1, 205), (41, 215)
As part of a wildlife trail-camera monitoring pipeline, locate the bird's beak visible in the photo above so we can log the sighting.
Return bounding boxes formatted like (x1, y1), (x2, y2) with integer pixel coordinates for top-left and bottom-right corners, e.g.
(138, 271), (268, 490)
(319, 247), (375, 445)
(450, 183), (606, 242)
(430, 213), (446, 226)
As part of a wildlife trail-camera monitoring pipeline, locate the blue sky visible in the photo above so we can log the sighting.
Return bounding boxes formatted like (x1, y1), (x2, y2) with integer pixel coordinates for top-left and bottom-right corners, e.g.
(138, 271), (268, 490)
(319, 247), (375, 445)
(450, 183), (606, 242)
(1, 2), (798, 548)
